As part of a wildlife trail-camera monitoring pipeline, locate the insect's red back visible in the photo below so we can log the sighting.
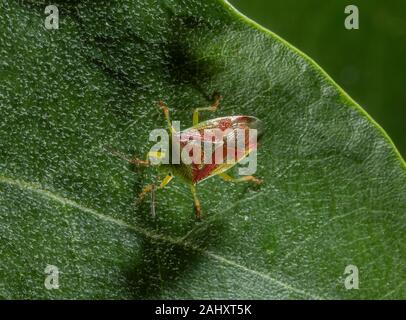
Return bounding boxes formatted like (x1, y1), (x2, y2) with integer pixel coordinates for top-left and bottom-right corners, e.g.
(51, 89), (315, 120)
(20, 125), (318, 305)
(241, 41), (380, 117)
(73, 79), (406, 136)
(175, 116), (264, 184)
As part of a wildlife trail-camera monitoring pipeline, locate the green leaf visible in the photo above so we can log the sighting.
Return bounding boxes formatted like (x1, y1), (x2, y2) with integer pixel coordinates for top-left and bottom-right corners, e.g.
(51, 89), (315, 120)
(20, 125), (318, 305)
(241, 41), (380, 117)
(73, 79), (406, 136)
(231, 0), (406, 158)
(0, 0), (405, 299)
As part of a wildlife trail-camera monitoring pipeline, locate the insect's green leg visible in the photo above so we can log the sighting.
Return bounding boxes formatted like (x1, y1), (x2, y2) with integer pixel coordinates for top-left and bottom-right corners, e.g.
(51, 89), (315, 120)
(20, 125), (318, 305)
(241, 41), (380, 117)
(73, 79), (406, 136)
(138, 174), (173, 200)
(159, 174), (173, 188)
(218, 172), (262, 184)
(192, 94), (221, 126)
(190, 184), (201, 219)
(139, 184), (154, 201)
(159, 101), (176, 134)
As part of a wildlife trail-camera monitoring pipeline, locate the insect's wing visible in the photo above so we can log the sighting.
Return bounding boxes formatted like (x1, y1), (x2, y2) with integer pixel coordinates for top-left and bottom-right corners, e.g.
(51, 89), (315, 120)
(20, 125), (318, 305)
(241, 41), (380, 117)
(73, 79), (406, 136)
(187, 116), (263, 183)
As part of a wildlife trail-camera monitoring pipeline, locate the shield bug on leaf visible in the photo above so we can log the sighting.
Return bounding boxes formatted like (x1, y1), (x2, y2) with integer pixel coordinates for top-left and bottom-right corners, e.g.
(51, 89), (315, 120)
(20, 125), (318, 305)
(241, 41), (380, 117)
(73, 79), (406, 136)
(108, 94), (264, 219)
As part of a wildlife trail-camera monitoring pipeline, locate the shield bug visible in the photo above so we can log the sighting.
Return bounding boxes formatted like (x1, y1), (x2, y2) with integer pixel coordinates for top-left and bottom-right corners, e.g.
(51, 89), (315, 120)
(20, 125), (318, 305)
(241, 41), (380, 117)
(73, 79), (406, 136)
(109, 94), (264, 219)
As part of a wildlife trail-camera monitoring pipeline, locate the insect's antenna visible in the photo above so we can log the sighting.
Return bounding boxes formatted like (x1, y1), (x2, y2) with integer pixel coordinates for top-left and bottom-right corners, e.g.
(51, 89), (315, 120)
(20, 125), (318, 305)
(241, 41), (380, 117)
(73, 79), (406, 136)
(150, 184), (156, 218)
(103, 144), (132, 162)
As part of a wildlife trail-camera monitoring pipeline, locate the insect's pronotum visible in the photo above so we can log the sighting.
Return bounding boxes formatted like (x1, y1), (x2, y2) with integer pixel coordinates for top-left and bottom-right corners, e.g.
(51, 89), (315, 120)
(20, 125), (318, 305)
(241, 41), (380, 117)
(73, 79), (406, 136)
(109, 94), (264, 219)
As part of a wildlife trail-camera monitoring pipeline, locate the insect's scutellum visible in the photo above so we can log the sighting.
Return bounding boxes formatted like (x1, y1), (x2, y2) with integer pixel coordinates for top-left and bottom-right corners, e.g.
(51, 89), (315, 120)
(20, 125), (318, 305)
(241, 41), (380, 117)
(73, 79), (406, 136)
(108, 94), (264, 219)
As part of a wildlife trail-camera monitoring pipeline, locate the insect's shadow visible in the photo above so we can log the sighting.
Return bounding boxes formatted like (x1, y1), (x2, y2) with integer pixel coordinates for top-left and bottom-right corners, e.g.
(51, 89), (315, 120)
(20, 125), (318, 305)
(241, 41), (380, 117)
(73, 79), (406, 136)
(123, 165), (227, 299)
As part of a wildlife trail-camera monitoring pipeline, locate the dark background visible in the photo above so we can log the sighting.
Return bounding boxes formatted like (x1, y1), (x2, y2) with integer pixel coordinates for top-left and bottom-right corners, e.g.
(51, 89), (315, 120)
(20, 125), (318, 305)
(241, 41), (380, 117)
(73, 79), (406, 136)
(230, 0), (405, 157)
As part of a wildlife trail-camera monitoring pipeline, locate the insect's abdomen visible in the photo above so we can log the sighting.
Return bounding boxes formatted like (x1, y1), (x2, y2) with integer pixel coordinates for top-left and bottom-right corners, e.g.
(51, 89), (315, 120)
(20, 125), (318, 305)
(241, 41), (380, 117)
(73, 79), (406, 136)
(166, 116), (263, 185)
(191, 116), (263, 184)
